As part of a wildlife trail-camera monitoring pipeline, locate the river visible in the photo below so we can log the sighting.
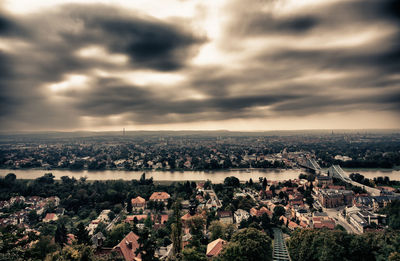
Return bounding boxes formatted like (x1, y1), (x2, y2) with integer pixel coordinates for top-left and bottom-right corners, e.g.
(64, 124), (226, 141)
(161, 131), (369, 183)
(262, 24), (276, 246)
(1, 168), (399, 183)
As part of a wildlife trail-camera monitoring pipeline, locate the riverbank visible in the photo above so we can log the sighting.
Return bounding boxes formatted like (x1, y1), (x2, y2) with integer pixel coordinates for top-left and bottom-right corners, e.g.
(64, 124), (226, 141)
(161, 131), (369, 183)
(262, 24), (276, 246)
(1, 168), (400, 183)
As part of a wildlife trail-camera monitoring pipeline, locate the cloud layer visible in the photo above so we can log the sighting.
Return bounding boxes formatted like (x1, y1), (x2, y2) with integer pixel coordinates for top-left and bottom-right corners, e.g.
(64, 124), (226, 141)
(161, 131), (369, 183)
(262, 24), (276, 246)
(0, 0), (399, 131)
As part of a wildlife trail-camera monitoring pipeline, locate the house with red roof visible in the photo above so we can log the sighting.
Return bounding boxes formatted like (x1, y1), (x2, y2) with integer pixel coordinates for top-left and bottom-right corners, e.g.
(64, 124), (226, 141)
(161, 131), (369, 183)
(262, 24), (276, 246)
(125, 215), (151, 223)
(250, 207), (273, 218)
(312, 217), (335, 229)
(206, 238), (226, 258)
(43, 213), (58, 222)
(113, 231), (141, 261)
(217, 211), (233, 224)
(149, 192), (170, 205)
(288, 221), (300, 230)
(131, 196), (146, 212)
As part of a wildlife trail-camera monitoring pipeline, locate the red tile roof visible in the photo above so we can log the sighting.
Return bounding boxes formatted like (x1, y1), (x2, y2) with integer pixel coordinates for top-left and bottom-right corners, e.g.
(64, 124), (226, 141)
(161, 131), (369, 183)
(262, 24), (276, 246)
(217, 211), (232, 218)
(279, 215), (289, 225)
(300, 221), (308, 228)
(43, 213), (57, 221)
(206, 238), (226, 257)
(149, 192), (170, 200)
(131, 196), (146, 204)
(288, 221), (299, 229)
(126, 215), (150, 223)
(113, 232), (141, 261)
(160, 214), (169, 224)
(181, 212), (193, 221)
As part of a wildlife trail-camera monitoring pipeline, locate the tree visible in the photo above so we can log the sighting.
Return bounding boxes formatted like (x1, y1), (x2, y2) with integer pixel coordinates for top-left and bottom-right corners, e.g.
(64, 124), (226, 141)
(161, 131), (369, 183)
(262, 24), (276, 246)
(171, 200), (183, 257)
(127, 198), (133, 213)
(224, 177), (240, 188)
(135, 228), (157, 261)
(249, 178), (253, 187)
(182, 247), (207, 261)
(262, 178), (268, 189)
(383, 200), (400, 230)
(219, 228), (272, 261)
(260, 213), (271, 231)
(55, 222), (68, 247)
(45, 244), (94, 261)
(4, 173), (16, 183)
(204, 180), (212, 190)
(209, 221), (225, 241)
(273, 206), (285, 218)
(106, 223), (130, 247)
(28, 210), (39, 225)
(188, 216), (205, 239)
(389, 252), (400, 261)
(29, 236), (58, 260)
(76, 222), (90, 245)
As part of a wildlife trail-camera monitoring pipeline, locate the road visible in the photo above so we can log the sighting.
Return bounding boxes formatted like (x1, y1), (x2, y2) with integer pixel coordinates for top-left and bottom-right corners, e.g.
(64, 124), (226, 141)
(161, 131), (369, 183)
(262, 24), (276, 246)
(323, 207), (361, 234)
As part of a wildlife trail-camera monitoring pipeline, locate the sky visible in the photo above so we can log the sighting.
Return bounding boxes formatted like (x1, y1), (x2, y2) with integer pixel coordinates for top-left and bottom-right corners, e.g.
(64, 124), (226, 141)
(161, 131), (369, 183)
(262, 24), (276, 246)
(0, 0), (399, 131)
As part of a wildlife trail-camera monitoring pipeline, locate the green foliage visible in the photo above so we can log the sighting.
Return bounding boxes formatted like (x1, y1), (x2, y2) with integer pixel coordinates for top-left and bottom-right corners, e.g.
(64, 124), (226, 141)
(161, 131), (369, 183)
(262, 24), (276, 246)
(382, 200), (400, 230)
(219, 228), (272, 261)
(28, 235), (58, 260)
(288, 229), (400, 261)
(135, 228), (157, 261)
(55, 222), (68, 246)
(224, 177), (240, 188)
(76, 222), (90, 245)
(273, 206), (285, 218)
(4, 173), (16, 183)
(182, 247), (207, 261)
(231, 196), (256, 212)
(171, 200), (183, 256)
(0, 225), (27, 260)
(105, 223), (130, 247)
(44, 244), (94, 261)
(209, 221), (236, 241)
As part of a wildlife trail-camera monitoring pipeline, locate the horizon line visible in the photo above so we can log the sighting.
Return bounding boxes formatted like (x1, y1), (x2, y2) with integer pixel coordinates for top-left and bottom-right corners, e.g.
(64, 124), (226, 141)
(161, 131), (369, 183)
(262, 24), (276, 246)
(1, 128), (400, 134)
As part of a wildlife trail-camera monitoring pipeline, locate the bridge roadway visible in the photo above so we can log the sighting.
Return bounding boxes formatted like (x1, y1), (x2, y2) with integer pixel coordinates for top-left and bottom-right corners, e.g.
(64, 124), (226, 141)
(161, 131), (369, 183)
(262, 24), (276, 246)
(272, 228), (291, 261)
(328, 165), (381, 196)
(299, 160), (381, 196)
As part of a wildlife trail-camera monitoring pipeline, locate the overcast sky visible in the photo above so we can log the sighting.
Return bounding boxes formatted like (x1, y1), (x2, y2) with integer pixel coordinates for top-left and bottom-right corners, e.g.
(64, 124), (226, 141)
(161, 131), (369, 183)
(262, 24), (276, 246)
(0, 0), (399, 131)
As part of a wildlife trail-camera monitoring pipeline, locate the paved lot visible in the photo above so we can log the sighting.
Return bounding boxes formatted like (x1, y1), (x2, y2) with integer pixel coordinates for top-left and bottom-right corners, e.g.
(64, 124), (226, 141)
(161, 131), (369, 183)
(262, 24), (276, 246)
(323, 207), (361, 234)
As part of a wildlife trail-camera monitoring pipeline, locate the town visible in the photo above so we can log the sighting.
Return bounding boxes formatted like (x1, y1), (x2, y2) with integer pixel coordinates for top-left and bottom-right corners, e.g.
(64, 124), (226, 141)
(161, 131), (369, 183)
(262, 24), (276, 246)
(1, 131), (400, 171)
(1, 162), (400, 260)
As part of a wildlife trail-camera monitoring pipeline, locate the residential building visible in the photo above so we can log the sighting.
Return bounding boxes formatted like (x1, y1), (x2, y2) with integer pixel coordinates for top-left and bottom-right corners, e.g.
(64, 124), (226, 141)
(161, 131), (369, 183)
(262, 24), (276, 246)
(149, 192), (170, 205)
(131, 196), (146, 212)
(318, 189), (354, 208)
(250, 207), (272, 218)
(206, 238), (226, 258)
(43, 213), (58, 222)
(113, 231), (141, 261)
(234, 209), (250, 224)
(217, 211), (233, 224)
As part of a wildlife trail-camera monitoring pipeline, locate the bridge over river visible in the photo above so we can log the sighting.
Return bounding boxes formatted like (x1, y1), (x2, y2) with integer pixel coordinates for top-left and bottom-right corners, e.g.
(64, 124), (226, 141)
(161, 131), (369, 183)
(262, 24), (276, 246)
(300, 159), (381, 196)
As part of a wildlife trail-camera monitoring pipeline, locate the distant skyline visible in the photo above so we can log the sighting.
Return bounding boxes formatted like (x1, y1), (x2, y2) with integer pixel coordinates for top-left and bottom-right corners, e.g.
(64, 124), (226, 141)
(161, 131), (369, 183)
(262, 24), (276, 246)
(1, 0), (399, 131)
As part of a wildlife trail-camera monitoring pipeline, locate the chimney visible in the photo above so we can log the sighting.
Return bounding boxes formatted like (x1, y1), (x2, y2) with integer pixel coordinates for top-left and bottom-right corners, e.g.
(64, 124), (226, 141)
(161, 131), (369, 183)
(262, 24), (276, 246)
(126, 240), (132, 248)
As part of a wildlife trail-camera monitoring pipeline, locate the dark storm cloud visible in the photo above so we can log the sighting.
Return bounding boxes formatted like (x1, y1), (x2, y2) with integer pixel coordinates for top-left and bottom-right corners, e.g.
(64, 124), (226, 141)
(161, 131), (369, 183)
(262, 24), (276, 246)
(51, 5), (205, 71)
(261, 38), (400, 75)
(227, 0), (400, 38)
(0, 3), (205, 129)
(0, 15), (11, 34)
(231, 14), (317, 36)
(66, 77), (302, 123)
(16, 4), (205, 72)
(1, 0), (400, 130)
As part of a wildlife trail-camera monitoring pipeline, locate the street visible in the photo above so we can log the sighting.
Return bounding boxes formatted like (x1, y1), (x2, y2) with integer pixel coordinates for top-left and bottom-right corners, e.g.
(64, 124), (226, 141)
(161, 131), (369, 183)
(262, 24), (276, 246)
(323, 207), (361, 234)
